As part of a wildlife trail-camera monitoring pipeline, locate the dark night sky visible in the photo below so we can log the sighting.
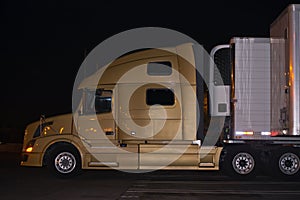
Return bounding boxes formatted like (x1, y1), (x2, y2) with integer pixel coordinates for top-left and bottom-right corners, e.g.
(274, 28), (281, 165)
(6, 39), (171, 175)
(0, 0), (299, 130)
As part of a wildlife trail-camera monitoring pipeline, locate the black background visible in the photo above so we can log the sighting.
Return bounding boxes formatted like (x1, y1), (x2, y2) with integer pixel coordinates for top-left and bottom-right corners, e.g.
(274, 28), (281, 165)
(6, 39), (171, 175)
(0, 0), (299, 140)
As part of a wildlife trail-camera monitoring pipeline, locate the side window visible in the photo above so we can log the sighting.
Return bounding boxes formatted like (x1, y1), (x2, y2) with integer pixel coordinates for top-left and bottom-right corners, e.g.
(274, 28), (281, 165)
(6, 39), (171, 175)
(95, 90), (112, 114)
(84, 89), (112, 114)
(146, 88), (175, 106)
(147, 61), (172, 76)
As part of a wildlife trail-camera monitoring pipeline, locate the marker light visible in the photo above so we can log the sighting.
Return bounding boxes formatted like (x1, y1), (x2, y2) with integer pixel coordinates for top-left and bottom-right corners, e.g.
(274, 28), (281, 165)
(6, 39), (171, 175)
(271, 131), (279, 136)
(25, 140), (35, 153)
(261, 132), (271, 136)
(25, 147), (33, 153)
(236, 131), (254, 135)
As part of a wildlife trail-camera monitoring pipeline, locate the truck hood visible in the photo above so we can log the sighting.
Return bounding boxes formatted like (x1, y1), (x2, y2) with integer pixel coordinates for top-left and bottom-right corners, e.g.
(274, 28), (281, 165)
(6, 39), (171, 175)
(23, 113), (73, 150)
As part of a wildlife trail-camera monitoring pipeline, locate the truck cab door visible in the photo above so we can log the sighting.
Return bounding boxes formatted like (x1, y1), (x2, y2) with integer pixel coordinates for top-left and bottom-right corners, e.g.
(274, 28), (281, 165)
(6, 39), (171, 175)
(76, 86), (118, 150)
(77, 85), (140, 170)
(77, 86), (139, 169)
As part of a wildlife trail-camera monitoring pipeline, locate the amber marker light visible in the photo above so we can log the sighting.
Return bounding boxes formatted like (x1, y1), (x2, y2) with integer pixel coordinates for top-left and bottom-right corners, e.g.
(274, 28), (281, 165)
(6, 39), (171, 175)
(25, 140), (36, 153)
(25, 147), (33, 153)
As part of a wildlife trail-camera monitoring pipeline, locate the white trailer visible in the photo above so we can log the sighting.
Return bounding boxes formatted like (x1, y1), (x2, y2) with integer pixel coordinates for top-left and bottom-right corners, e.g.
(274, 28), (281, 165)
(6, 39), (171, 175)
(270, 4), (300, 136)
(211, 5), (300, 177)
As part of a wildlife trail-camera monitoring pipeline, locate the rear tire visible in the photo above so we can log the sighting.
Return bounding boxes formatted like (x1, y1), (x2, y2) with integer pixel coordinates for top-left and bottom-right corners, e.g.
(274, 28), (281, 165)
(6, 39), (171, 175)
(271, 149), (300, 179)
(47, 145), (81, 178)
(221, 146), (259, 179)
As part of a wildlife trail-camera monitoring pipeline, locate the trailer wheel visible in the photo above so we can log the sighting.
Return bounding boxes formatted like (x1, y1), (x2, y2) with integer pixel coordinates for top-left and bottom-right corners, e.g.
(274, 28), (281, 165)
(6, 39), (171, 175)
(231, 152), (255, 175)
(47, 144), (81, 178)
(221, 147), (258, 178)
(274, 150), (300, 177)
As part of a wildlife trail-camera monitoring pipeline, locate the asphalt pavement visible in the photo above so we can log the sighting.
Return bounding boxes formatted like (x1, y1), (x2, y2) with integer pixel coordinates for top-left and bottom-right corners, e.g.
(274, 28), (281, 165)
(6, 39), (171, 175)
(0, 149), (300, 200)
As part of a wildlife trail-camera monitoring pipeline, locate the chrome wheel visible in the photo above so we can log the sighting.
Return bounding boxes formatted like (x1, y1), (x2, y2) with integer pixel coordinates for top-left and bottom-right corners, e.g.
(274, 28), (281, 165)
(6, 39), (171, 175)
(54, 152), (76, 174)
(278, 152), (300, 175)
(232, 152), (255, 175)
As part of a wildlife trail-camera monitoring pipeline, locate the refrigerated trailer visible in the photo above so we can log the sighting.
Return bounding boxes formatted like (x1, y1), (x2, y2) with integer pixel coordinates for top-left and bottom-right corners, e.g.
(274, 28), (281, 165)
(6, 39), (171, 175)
(21, 4), (300, 178)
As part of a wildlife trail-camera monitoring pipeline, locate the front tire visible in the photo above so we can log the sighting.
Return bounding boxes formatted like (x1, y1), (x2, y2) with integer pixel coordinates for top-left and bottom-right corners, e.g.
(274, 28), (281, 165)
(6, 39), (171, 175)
(47, 145), (81, 178)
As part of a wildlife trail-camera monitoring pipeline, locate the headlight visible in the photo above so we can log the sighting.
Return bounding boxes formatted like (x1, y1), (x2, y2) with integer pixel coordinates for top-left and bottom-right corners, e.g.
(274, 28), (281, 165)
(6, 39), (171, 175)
(25, 140), (36, 153)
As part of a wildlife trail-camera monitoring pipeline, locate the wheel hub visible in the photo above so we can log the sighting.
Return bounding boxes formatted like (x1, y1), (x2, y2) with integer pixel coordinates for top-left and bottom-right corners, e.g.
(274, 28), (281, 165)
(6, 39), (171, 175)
(284, 160), (293, 168)
(239, 159), (247, 167)
(55, 152), (76, 174)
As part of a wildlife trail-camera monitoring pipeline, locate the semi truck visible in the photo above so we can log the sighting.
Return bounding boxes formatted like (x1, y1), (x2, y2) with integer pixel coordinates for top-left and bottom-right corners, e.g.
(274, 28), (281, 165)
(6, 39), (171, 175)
(21, 4), (300, 178)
